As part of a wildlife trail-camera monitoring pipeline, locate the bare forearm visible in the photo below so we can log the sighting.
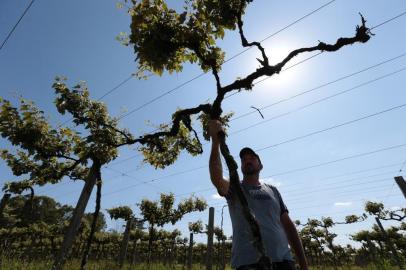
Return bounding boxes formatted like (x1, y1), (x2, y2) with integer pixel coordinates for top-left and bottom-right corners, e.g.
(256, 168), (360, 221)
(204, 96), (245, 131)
(209, 140), (223, 185)
(286, 224), (308, 270)
(208, 120), (229, 196)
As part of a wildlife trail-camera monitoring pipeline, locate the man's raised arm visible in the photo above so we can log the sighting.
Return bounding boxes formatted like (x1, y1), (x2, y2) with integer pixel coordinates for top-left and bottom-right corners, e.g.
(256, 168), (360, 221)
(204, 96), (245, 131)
(208, 120), (229, 196)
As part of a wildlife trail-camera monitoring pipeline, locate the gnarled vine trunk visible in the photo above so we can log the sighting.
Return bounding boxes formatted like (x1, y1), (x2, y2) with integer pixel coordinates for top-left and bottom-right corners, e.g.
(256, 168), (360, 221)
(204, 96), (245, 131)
(80, 178), (102, 270)
(51, 160), (101, 270)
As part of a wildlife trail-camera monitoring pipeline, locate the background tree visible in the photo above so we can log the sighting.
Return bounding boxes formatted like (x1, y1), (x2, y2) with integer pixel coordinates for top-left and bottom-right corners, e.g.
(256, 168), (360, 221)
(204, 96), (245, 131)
(296, 214), (365, 268)
(0, 79), (207, 270)
(188, 219), (227, 269)
(365, 201), (406, 222)
(364, 201), (405, 268)
(0, 195), (74, 229)
(139, 193), (206, 265)
(107, 205), (140, 268)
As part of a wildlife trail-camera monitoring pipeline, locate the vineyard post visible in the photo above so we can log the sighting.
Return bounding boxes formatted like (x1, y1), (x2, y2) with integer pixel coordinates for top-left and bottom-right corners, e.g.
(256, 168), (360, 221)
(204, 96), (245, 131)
(366, 235), (384, 270)
(374, 217), (403, 269)
(187, 233), (193, 270)
(130, 239), (138, 265)
(206, 207), (214, 270)
(118, 217), (133, 268)
(394, 176), (406, 199)
(220, 238), (226, 270)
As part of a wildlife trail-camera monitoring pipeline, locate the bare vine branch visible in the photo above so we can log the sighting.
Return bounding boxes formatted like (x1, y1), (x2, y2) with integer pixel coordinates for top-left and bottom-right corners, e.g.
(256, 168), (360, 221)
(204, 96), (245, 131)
(237, 1), (269, 66)
(116, 103), (212, 147)
(221, 14), (371, 95)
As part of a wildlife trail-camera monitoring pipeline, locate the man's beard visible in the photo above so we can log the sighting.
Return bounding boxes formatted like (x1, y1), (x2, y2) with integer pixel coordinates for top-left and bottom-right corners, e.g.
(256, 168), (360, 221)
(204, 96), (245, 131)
(242, 164), (259, 176)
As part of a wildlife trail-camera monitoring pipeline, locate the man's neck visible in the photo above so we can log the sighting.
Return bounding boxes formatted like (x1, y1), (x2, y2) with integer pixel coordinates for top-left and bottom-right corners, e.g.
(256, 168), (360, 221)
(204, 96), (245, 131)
(242, 174), (260, 186)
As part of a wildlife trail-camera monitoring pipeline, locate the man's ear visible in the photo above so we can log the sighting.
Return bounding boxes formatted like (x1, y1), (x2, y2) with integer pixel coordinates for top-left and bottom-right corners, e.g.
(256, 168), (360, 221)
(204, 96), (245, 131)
(259, 163), (263, 170)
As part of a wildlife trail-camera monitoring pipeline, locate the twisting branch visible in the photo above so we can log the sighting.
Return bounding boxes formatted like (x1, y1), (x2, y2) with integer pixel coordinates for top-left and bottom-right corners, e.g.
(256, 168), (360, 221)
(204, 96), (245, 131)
(251, 106), (264, 119)
(275, 14), (370, 69)
(125, 104), (212, 146)
(237, 1), (269, 66)
(381, 209), (406, 221)
(102, 122), (134, 143)
(221, 14), (371, 95)
(27, 186), (34, 201)
(57, 155), (80, 162)
(190, 44), (222, 91)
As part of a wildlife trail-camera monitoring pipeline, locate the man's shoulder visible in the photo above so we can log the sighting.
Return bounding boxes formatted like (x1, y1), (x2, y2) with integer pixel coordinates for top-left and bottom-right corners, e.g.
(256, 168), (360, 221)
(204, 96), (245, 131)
(261, 183), (278, 191)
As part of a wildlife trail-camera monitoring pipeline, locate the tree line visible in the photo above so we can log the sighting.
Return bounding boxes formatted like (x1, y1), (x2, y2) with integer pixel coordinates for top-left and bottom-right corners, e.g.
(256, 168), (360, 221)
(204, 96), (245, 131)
(0, 192), (404, 269)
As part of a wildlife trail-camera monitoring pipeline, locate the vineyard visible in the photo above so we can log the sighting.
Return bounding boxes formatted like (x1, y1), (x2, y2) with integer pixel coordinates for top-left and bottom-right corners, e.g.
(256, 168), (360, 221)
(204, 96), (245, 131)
(0, 193), (405, 270)
(1, 0), (406, 270)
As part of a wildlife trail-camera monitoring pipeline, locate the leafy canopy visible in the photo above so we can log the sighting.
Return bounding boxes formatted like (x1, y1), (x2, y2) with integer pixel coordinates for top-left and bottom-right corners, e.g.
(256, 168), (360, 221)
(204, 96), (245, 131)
(107, 206), (134, 221)
(139, 193), (207, 226)
(127, 0), (251, 76)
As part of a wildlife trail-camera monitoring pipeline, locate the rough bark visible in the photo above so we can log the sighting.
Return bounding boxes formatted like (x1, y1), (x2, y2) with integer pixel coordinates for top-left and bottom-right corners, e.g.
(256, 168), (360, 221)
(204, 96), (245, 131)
(80, 177), (102, 270)
(51, 159), (101, 270)
(118, 217), (133, 268)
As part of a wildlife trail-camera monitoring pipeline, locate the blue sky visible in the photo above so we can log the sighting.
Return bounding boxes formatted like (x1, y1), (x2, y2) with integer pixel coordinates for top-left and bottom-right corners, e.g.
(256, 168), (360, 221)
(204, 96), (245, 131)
(1, 0), (406, 246)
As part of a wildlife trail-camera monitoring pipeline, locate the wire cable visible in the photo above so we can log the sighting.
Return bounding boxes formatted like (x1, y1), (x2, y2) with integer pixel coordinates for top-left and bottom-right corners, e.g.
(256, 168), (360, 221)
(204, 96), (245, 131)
(53, 99), (406, 199)
(255, 103), (406, 152)
(174, 170), (398, 200)
(0, 0), (36, 51)
(101, 142), (406, 198)
(103, 103), (406, 196)
(88, 163), (402, 203)
(370, 10), (406, 30)
(231, 69), (406, 136)
(382, 157), (406, 205)
(267, 143), (406, 178)
(232, 54), (406, 121)
(108, 54), (406, 166)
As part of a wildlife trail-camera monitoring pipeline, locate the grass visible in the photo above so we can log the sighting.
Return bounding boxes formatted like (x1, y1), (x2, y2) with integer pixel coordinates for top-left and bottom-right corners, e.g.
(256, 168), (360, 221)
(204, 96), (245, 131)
(0, 257), (400, 270)
(0, 258), (232, 270)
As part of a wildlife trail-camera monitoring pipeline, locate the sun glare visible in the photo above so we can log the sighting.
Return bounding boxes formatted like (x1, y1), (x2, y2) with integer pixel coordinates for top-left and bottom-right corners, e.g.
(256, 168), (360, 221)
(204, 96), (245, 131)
(248, 44), (306, 94)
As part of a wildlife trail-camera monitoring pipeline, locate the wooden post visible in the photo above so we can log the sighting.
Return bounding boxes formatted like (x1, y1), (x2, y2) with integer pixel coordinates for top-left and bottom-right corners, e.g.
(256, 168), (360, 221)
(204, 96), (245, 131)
(366, 235), (384, 270)
(220, 239), (226, 270)
(206, 207), (214, 270)
(118, 217), (133, 268)
(394, 176), (406, 199)
(375, 217), (403, 270)
(131, 239), (138, 265)
(52, 162), (99, 270)
(188, 233), (194, 270)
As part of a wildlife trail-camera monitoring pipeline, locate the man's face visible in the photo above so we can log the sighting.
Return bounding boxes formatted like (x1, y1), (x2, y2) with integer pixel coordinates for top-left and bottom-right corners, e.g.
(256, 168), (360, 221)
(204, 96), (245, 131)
(241, 153), (262, 176)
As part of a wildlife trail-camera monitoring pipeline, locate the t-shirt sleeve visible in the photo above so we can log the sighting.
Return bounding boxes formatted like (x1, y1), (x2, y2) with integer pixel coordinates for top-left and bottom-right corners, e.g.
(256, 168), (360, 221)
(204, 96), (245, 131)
(272, 186), (289, 215)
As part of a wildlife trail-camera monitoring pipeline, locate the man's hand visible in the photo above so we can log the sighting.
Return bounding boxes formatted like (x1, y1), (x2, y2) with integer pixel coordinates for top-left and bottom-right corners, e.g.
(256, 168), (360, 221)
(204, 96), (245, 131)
(208, 119), (224, 142)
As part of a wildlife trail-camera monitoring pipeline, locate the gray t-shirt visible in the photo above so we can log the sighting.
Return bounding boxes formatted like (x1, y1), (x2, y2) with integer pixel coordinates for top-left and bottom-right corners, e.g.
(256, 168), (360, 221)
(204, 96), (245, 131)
(226, 182), (293, 268)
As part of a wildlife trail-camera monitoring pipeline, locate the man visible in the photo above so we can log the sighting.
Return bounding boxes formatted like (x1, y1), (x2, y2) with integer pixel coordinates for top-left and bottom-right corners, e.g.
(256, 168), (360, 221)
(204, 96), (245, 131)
(208, 120), (308, 270)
